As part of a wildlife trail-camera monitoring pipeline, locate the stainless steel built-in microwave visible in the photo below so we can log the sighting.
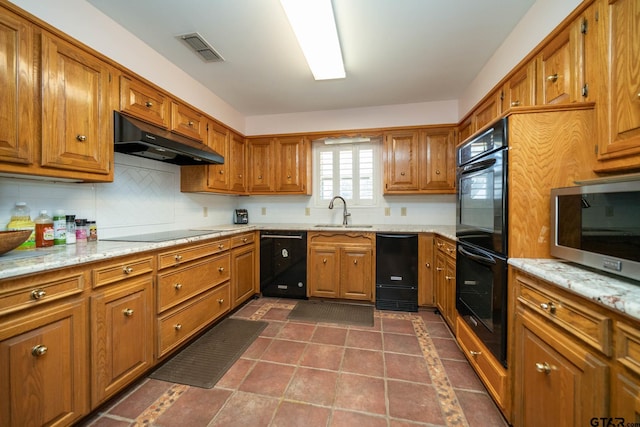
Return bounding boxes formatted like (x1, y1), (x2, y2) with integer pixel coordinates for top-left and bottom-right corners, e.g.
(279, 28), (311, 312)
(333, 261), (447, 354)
(550, 179), (640, 282)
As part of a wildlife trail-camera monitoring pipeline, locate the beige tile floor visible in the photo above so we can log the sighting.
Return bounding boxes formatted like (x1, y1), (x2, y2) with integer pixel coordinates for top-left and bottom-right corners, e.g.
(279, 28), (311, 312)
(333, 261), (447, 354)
(81, 297), (508, 427)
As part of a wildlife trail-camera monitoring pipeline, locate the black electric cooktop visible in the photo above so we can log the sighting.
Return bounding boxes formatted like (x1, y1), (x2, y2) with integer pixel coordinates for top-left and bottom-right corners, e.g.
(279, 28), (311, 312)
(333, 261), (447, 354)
(101, 229), (214, 242)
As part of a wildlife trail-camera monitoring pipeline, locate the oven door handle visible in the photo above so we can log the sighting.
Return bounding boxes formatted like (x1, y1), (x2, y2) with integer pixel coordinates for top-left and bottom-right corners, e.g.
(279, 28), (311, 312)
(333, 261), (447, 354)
(458, 245), (497, 266)
(459, 157), (496, 175)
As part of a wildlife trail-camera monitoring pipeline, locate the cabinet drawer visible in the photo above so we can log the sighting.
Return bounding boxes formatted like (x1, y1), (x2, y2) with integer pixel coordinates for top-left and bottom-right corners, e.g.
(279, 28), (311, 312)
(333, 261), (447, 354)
(157, 254), (230, 313)
(617, 321), (640, 377)
(0, 270), (86, 316)
(157, 238), (230, 270)
(435, 237), (456, 259)
(456, 317), (507, 411)
(516, 274), (612, 355)
(157, 283), (230, 358)
(92, 256), (154, 288)
(230, 232), (255, 248)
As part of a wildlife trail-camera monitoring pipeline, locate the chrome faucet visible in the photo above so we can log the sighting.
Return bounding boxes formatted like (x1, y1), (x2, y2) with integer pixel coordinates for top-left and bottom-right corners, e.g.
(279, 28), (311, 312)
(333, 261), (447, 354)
(329, 196), (350, 225)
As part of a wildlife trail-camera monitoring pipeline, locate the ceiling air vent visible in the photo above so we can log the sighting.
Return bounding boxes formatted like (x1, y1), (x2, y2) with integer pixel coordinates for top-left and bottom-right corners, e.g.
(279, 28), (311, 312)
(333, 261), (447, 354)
(177, 32), (224, 63)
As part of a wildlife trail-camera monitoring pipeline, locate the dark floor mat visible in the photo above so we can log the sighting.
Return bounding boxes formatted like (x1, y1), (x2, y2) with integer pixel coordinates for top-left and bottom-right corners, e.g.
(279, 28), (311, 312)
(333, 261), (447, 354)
(287, 300), (374, 326)
(150, 318), (268, 388)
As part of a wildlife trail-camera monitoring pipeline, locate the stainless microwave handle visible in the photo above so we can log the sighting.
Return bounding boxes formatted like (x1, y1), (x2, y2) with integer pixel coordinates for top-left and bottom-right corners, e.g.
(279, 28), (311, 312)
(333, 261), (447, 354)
(459, 158), (497, 175)
(458, 245), (497, 266)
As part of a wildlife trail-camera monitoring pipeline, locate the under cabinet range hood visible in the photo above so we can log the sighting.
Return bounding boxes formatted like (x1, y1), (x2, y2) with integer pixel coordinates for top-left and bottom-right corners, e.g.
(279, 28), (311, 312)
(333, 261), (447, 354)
(113, 112), (224, 165)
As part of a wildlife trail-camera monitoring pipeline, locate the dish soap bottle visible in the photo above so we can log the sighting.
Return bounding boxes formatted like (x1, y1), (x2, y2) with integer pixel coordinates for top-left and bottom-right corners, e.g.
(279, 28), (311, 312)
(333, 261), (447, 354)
(6, 202), (36, 249)
(34, 210), (54, 248)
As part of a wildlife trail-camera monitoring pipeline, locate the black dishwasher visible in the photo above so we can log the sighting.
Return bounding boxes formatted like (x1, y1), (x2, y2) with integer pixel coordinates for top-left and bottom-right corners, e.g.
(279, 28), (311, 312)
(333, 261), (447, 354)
(376, 233), (418, 312)
(260, 231), (307, 299)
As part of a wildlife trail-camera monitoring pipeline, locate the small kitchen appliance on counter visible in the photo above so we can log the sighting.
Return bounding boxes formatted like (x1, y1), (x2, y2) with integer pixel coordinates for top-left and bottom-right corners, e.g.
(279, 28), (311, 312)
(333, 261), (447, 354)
(234, 209), (248, 224)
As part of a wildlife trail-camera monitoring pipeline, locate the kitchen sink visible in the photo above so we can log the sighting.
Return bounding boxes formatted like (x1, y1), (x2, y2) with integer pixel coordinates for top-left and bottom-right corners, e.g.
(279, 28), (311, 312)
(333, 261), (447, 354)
(315, 224), (373, 228)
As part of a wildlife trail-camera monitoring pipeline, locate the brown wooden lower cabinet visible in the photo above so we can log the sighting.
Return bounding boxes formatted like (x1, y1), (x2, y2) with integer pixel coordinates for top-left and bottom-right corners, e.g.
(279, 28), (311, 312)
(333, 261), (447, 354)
(230, 232), (258, 308)
(418, 234), (434, 306)
(434, 236), (456, 328)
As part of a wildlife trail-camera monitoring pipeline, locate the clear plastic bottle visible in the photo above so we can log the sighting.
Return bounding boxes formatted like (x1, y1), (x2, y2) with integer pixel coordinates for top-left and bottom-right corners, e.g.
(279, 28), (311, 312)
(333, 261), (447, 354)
(53, 209), (66, 245)
(66, 215), (76, 244)
(34, 210), (54, 248)
(75, 219), (88, 243)
(6, 202), (35, 249)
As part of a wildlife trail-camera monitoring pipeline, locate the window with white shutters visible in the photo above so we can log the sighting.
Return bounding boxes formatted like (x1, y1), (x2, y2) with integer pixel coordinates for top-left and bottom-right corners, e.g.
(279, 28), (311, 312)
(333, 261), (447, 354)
(314, 140), (378, 206)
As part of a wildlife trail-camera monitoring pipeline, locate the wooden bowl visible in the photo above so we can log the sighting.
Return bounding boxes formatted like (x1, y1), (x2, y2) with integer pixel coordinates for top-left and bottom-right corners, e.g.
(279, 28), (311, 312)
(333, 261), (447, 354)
(0, 230), (32, 255)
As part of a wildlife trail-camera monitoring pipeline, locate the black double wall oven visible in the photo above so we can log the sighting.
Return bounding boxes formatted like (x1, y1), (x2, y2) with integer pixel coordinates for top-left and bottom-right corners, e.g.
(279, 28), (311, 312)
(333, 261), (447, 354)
(456, 117), (509, 367)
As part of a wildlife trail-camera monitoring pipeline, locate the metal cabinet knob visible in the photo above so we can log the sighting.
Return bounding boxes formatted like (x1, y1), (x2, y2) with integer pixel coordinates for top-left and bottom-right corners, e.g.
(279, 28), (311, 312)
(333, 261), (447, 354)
(436, 267), (444, 271)
(175, 324), (182, 331)
(174, 283), (183, 290)
(217, 298), (224, 304)
(123, 308), (134, 317)
(470, 350), (482, 356)
(400, 171), (406, 176)
(76, 135), (87, 142)
(218, 267), (225, 272)
(535, 362), (552, 374)
(145, 101), (153, 108)
(425, 262), (431, 268)
(188, 121), (194, 127)
(174, 254), (183, 261)
(242, 238), (248, 243)
(435, 170), (441, 175)
(540, 302), (556, 314)
(445, 275), (454, 281)
(218, 243), (225, 249)
(32, 345), (48, 357)
(511, 100), (521, 107)
(322, 258), (327, 264)
(31, 289), (47, 300)
(353, 259), (358, 265)
(546, 73), (559, 83)
(123, 266), (133, 274)
(219, 170), (224, 174)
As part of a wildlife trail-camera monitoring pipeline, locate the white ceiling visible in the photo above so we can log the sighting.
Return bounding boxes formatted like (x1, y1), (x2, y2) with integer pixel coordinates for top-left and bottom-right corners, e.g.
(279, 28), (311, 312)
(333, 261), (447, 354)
(86, 0), (535, 116)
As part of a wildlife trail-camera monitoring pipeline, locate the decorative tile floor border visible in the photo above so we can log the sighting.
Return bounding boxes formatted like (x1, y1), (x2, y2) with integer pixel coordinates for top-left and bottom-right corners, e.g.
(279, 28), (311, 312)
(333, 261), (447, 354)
(123, 301), (470, 427)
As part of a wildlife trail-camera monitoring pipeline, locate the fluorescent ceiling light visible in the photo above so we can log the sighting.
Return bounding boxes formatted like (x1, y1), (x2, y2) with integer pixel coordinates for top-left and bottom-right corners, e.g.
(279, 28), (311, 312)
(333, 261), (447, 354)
(280, 0), (345, 80)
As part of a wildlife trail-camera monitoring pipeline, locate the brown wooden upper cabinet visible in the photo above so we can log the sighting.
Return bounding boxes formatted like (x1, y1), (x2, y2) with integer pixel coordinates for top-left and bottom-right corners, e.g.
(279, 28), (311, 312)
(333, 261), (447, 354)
(247, 136), (310, 194)
(503, 60), (536, 109)
(384, 127), (455, 194)
(535, 18), (586, 105)
(170, 101), (205, 142)
(119, 75), (170, 128)
(594, 0), (640, 171)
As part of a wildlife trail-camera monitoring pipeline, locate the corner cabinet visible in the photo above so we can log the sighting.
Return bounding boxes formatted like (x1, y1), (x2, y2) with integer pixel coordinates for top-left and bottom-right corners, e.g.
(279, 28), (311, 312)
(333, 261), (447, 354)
(384, 127), (455, 194)
(307, 232), (375, 301)
(247, 136), (311, 195)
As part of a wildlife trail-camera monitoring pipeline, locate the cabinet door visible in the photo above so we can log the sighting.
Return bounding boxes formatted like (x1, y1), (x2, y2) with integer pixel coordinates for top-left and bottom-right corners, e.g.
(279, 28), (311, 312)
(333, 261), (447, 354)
(41, 33), (113, 175)
(119, 75), (169, 128)
(434, 251), (447, 319)
(600, 0), (640, 162)
(384, 131), (419, 192)
(229, 132), (247, 193)
(0, 10), (35, 165)
(231, 244), (256, 308)
(444, 255), (457, 327)
(248, 137), (274, 192)
(276, 136), (308, 193)
(514, 310), (608, 427)
(206, 120), (230, 190)
(340, 246), (372, 300)
(420, 129), (455, 192)
(170, 101), (204, 142)
(418, 234), (434, 306)
(91, 278), (153, 406)
(503, 61), (535, 109)
(308, 246), (340, 298)
(0, 299), (88, 427)
(474, 91), (502, 131)
(536, 23), (584, 105)
(613, 371), (640, 423)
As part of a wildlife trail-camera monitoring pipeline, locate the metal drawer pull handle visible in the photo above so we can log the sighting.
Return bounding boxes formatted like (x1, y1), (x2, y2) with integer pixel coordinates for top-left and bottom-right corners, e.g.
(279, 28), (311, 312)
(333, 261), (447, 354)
(32, 345), (48, 357)
(535, 362), (552, 374)
(540, 302), (556, 314)
(175, 324), (182, 331)
(123, 308), (134, 317)
(469, 350), (482, 356)
(217, 298), (224, 304)
(546, 73), (558, 83)
(218, 267), (225, 272)
(174, 254), (183, 261)
(123, 266), (133, 274)
(174, 283), (183, 290)
(76, 135), (87, 142)
(145, 101), (153, 108)
(31, 289), (47, 300)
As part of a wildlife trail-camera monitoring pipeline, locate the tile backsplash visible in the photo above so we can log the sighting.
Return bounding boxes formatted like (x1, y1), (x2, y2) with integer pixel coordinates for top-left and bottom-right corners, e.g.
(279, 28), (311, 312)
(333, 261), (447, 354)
(1, 153), (455, 238)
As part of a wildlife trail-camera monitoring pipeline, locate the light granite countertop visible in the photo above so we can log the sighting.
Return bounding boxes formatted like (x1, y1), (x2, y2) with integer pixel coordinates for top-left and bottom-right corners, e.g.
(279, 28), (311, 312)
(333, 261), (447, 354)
(0, 223), (455, 280)
(509, 258), (640, 322)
